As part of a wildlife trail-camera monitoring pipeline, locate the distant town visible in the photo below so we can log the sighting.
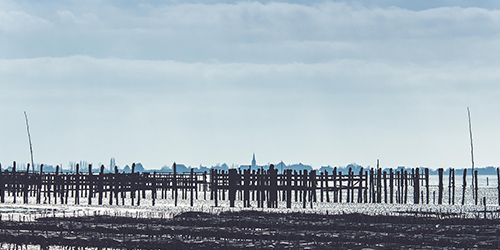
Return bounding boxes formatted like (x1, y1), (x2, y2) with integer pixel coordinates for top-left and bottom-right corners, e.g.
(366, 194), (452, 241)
(2, 153), (498, 175)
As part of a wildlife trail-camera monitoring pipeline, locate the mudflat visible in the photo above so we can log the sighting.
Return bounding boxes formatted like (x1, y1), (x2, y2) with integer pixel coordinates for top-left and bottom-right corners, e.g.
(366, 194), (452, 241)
(0, 210), (498, 249)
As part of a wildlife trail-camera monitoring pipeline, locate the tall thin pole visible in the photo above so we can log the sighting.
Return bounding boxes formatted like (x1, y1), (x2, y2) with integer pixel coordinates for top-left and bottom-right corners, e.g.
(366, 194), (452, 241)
(467, 107), (475, 200)
(24, 111), (34, 172)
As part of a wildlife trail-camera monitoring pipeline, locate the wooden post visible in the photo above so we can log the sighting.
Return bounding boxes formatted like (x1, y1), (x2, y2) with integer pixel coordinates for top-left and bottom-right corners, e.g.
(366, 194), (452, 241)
(137, 172), (141, 206)
(108, 168), (113, 205)
(142, 173), (147, 200)
(257, 169), (261, 207)
(389, 169), (393, 204)
(363, 170), (368, 203)
(137, 168), (142, 206)
(497, 168), (500, 206)
(222, 170), (226, 201)
(332, 168), (337, 203)
(181, 173), (185, 200)
(238, 169), (243, 201)
(395, 170), (400, 203)
(260, 169), (265, 208)
(266, 168), (272, 208)
(64, 173), (69, 204)
(320, 172), (324, 203)
(210, 169), (214, 200)
(256, 169), (260, 207)
(396, 169), (403, 204)
(302, 170), (307, 208)
(358, 168), (364, 203)
(260, 168), (266, 208)
(462, 168), (467, 205)
(252, 170), (256, 201)
(23, 164), (29, 204)
(203, 171), (207, 200)
(258, 169), (262, 203)
(438, 168), (443, 205)
(0, 163), (4, 203)
(173, 163), (177, 207)
(54, 165), (59, 204)
(346, 168), (351, 203)
(293, 170), (298, 202)
(309, 170), (314, 209)
(75, 164), (80, 205)
(243, 169), (250, 207)
(383, 171), (387, 203)
(130, 163), (135, 205)
(98, 165), (104, 205)
(36, 166), (40, 198)
(451, 168), (455, 205)
(114, 166), (119, 205)
(338, 171), (343, 203)
(414, 168), (420, 204)
(88, 164), (93, 205)
(325, 170), (330, 203)
(213, 169), (218, 207)
(248, 169), (251, 203)
(286, 169), (292, 208)
(474, 170), (478, 206)
(195, 171), (199, 200)
(377, 168), (382, 203)
(369, 168), (374, 203)
(483, 197), (487, 219)
(228, 169), (237, 207)
(60, 168), (65, 204)
(270, 165), (278, 208)
(310, 169), (316, 206)
(350, 168), (355, 203)
(151, 172), (156, 206)
(12, 162), (16, 204)
(403, 170), (407, 204)
(121, 167), (125, 205)
(448, 168), (452, 205)
(27, 163), (31, 199)
(190, 168), (194, 207)
(397, 169), (401, 204)
(425, 168), (429, 204)
(401, 170), (406, 204)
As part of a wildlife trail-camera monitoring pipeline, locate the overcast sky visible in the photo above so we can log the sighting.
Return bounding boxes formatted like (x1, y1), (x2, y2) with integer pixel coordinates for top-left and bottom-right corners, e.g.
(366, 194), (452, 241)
(2, 0), (500, 170)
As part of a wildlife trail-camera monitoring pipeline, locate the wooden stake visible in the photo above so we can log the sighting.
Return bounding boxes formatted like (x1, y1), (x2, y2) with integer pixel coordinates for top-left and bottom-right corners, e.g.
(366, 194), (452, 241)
(438, 168), (443, 205)
(462, 168), (467, 205)
(468, 107), (475, 200)
(24, 112), (34, 173)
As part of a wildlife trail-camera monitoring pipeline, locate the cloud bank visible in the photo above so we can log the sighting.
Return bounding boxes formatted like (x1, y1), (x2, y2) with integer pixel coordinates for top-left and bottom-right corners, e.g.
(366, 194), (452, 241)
(1, 1), (500, 169)
(1, 1), (500, 63)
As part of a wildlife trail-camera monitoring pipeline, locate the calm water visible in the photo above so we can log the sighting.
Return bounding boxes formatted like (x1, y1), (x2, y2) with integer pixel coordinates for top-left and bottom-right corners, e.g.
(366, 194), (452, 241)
(0, 174), (498, 221)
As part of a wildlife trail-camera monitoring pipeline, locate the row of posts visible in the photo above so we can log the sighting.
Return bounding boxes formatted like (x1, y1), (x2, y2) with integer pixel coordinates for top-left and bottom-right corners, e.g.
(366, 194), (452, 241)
(0, 162), (498, 208)
(213, 165), (500, 208)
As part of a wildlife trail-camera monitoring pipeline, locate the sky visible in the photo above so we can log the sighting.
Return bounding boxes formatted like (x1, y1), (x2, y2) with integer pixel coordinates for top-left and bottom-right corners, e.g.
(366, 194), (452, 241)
(2, 0), (500, 170)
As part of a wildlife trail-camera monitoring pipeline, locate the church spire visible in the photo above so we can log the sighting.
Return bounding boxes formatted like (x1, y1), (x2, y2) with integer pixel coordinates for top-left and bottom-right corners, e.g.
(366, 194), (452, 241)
(251, 152), (256, 169)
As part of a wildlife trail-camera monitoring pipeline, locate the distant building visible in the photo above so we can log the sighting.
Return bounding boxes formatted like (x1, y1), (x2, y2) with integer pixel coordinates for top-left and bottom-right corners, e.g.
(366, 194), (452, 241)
(251, 152), (256, 170)
(109, 158), (116, 173)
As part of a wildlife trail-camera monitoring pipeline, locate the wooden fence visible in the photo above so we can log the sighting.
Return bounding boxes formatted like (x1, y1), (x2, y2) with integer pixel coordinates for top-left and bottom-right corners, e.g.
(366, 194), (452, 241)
(0, 162), (499, 208)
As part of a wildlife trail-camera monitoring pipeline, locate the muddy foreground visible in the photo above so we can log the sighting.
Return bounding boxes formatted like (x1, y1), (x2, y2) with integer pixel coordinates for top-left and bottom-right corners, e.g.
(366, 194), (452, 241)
(0, 210), (499, 249)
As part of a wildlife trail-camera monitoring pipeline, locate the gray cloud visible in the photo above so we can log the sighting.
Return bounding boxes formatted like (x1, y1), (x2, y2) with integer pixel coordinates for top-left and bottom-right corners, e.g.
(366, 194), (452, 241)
(1, 1), (500, 63)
